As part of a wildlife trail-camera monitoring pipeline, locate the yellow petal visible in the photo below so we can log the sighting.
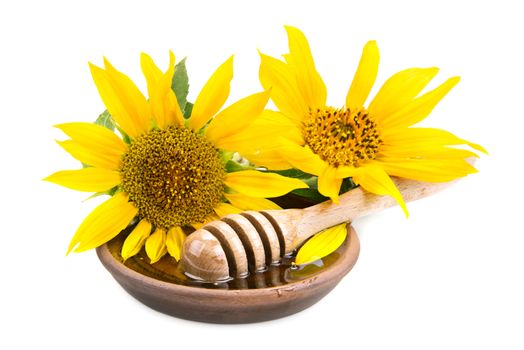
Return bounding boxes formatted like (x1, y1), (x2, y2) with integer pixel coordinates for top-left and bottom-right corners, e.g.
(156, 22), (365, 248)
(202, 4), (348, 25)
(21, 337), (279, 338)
(44, 168), (121, 192)
(140, 53), (163, 97)
(89, 62), (150, 138)
(295, 223), (347, 265)
(89, 63), (139, 137)
(162, 86), (185, 127)
(317, 166), (343, 204)
(206, 89), (271, 148)
(189, 56), (234, 131)
(224, 170), (308, 198)
(335, 165), (357, 179)
(368, 67), (439, 122)
(121, 219), (152, 261)
(103, 57), (152, 131)
(68, 193), (138, 254)
(383, 127), (487, 154)
(346, 41), (380, 110)
(278, 139), (327, 176)
(376, 158), (478, 183)
(379, 145), (479, 160)
(284, 26), (327, 109)
(141, 51), (184, 128)
(145, 228), (167, 264)
(213, 202), (242, 218)
(379, 77), (460, 129)
(161, 52), (185, 127)
(242, 147), (291, 170)
(259, 52), (308, 122)
(225, 193), (281, 211)
(55, 122), (126, 160)
(352, 164), (408, 217)
(56, 140), (121, 170)
(166, 226), (186, 261)
(218, 110), (303, 169)
(256, 110), (304, 144)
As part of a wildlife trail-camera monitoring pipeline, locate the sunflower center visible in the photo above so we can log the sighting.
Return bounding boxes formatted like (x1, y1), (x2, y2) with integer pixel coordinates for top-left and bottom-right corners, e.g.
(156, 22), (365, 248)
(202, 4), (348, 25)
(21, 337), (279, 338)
(303, 107), (382, 167)
(120, 125), (225, 229)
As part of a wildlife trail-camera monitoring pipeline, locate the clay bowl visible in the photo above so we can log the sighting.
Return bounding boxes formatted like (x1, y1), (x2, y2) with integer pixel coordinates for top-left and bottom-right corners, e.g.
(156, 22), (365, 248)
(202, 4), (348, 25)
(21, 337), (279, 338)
(96, 224), (360, 324)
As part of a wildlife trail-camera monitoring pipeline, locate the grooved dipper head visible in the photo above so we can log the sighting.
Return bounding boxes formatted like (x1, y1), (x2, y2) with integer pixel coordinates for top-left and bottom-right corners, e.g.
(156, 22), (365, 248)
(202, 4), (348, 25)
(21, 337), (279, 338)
(179, 229), (230, 282)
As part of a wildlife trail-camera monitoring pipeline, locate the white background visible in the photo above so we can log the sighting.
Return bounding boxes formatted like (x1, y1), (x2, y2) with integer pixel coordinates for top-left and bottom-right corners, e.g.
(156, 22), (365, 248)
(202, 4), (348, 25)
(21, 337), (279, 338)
(1, 0), (522, 349)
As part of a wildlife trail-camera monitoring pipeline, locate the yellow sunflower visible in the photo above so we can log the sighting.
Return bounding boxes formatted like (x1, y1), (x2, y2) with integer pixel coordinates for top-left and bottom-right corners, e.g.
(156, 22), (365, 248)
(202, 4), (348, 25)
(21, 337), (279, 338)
(45, 52), (307, 263)
(241, 26), (485, 215)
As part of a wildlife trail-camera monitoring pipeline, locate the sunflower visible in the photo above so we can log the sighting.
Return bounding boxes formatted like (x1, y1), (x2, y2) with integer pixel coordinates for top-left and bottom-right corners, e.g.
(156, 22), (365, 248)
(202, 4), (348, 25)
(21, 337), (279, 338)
(45, 52), (307, 263)
(241, 26), (485, 215)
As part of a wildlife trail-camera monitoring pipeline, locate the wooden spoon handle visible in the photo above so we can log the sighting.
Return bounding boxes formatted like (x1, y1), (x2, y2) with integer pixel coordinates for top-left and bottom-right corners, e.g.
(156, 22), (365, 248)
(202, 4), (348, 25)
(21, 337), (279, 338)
(264, 177), (457, 253)
(298, 177), (456, 239)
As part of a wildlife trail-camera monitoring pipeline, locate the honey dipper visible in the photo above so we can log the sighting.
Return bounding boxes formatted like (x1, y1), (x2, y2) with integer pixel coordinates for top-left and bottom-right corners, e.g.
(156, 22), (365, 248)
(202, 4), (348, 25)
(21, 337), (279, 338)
(180, 177), (457, 282)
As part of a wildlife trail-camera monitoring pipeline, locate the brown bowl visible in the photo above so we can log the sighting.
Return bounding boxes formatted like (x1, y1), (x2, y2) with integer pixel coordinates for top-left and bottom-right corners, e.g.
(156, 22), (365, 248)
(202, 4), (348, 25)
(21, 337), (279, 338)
(96, 225), (360, 324)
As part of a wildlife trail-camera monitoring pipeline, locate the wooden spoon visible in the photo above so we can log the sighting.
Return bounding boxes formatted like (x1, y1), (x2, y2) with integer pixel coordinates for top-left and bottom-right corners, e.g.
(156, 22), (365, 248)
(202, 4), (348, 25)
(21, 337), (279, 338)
(180, 177), (457, 282)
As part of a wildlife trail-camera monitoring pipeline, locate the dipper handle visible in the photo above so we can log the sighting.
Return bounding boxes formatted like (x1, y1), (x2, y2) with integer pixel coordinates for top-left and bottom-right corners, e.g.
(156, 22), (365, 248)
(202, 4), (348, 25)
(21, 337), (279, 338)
(180, 177), (458, 282)
(266, 176), (454, 253)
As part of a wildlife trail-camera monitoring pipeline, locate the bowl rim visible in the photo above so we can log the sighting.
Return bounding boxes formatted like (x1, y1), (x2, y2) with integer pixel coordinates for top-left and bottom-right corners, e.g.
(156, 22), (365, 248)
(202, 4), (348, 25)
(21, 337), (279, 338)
(96, 224), (360, 297)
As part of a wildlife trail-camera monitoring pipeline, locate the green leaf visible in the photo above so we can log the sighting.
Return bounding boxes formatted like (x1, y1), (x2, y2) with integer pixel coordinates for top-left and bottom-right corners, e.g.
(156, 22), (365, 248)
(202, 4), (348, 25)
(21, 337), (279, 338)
(94, 110), (130, 144)
(270, 168), (322, 202)
(172, 57), (189, 112)
(115, 125), (131, 144)
(82, 186), (119, 201)
(108, 186), (119, 196)
(272, 168), (312, 180)
(290, 187), (328, 203)
(224, 159), (253, 172)
(295, 223), (348, 265)
(183, 101), (193, 119)
(340, 177), (358, 194)
(94, 110), (115, 131)
(273, 170), (358, 204)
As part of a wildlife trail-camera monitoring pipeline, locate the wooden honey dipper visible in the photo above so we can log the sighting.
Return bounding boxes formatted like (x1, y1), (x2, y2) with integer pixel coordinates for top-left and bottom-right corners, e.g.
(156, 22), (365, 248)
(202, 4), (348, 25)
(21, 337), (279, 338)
(180, 177), (457, 282)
